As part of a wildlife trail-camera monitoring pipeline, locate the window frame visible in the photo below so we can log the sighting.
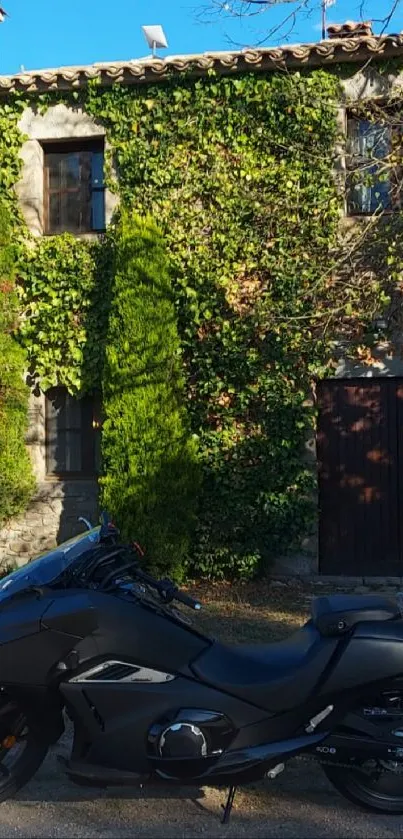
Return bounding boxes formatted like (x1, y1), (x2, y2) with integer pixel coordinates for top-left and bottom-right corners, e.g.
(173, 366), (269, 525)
(45, 387), (102, 480)
(345, 108), (403, 218)
(42, 139), (106, 236)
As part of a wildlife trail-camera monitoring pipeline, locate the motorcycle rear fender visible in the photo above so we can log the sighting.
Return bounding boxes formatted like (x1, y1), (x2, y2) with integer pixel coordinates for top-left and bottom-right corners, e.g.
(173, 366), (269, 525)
(319, 619), (403, 698)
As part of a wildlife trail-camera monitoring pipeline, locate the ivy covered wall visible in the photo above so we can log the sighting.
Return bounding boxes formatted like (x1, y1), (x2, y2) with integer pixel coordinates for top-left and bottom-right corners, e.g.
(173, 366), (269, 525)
(0, 65), (392, 578)
(0, 197), (35, 527)
(0, 100), (35, 531)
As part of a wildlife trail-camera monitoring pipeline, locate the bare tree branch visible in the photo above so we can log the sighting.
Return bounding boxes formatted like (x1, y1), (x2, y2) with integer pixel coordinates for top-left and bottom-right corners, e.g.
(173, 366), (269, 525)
(373, 0), (402, 31)
(196, 0), (318, 47)
(216, 1), (312, 49)
(197, 0), (403, 49)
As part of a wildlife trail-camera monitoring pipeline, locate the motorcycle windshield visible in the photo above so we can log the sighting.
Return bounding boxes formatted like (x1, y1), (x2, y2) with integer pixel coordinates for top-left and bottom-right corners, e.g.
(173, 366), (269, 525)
(0, 527), (101, 601)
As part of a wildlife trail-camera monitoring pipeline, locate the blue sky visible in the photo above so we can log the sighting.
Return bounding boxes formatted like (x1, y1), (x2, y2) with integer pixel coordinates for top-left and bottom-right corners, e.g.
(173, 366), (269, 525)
(0, 0), (402, 75)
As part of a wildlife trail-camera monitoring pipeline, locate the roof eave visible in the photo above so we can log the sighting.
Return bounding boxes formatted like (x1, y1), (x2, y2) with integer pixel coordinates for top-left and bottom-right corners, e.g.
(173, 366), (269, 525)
(1, 35), (403, 95)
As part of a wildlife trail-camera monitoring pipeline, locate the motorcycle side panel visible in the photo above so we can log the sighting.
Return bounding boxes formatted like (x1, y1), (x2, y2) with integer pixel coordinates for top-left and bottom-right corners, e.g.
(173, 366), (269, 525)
(61, 677), (268, 773)
(41, 592), (99, 637)
(0, 595), (45, 643)
(44, 591), (211, 678)
(0, 586), (210, 690)
(320, 620), (403, 696)
(0, 627), (83, 686)
(0, 593), (82, 686)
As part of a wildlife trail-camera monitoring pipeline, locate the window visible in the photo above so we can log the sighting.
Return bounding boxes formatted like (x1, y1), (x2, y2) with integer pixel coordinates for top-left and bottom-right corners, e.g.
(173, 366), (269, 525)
(346, 114), (403, 215)
(45, 388), (102, 478)
(43, 140), (105, 235)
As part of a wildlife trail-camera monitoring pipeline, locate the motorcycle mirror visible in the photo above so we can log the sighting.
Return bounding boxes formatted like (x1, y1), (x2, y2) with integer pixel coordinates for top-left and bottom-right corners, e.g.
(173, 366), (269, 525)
(100, 511), (110, 528)
(78, 517), (93, 532)
(99, 511), (120, 542)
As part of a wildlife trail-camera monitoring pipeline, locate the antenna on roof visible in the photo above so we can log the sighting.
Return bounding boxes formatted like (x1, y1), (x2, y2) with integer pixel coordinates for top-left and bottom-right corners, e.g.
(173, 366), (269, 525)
(321, 0), (336, 40)
(141, 24), (168, 58)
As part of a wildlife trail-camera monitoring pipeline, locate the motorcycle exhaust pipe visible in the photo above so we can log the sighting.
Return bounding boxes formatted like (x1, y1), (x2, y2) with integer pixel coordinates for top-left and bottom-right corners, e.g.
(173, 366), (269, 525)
(200, 731), (326, 779)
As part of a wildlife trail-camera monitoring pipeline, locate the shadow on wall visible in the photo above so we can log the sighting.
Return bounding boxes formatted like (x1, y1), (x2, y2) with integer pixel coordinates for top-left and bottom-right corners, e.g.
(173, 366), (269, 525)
(54, 237), (115, 548)
(337, 214), (403, 369)
(189, 423), (315, 580)
(42, 205), (320, 575)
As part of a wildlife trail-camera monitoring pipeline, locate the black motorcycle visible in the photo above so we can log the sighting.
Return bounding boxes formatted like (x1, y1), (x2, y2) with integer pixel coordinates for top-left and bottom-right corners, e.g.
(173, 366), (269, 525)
(0, 514), (403, 822)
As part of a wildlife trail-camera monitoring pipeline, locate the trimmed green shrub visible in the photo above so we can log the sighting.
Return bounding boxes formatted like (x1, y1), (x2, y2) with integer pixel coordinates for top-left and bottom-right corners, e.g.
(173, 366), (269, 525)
(100, 210), (200, 580)
(0, 199), (35, 523)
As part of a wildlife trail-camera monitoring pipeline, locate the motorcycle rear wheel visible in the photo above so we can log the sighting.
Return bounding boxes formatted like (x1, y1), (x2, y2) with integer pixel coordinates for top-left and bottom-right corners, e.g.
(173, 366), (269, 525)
(0, 699), (49, 803)
(323, 760), (403, 814)
(323, 689), (403, 814)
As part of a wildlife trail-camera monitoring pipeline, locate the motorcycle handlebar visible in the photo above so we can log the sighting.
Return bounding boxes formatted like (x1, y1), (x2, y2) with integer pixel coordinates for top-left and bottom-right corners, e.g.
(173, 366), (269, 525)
(82, 523), (202, 611)
(133, 568), (201, 611)
(174, 589), (202, 611)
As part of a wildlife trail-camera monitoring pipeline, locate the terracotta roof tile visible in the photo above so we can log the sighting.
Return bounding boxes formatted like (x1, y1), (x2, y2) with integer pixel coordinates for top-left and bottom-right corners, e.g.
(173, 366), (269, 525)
(327, 21), (373, 39)
(1, 33), (403, 94)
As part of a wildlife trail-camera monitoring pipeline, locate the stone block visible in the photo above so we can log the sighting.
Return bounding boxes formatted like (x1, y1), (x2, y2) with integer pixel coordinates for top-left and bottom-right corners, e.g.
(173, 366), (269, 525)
(364, 576), (403, 586)
(19, 104), (106, 142)
(341, 68), (392, 102)
(273, 553), (318, 576)
(41, 515), (58, 526)
(7, 542), (29, 555)
(15, 139), (44, 236)
(318, 575), (364, 585)
(23, 513), (45, 525)
(36, 537), (57, 551)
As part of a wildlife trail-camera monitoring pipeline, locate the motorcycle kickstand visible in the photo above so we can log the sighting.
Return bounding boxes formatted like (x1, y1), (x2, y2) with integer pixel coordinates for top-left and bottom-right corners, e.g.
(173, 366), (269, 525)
(221, 786), (237, 825)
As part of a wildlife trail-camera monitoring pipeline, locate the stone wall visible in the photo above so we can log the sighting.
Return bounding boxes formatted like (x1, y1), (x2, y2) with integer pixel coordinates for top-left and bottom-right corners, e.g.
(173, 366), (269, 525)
(0, 379), (99, 570)
(0, 103), (107, 571)
(0, 480), (99, 573)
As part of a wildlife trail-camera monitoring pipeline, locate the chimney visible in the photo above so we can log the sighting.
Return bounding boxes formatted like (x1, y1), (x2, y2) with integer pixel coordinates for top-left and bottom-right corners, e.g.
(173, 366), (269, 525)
(327, 20), (373, 40)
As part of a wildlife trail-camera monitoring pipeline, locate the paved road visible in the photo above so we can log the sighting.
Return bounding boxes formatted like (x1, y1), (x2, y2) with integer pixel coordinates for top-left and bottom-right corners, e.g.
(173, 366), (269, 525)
(0, 738), (403, 838)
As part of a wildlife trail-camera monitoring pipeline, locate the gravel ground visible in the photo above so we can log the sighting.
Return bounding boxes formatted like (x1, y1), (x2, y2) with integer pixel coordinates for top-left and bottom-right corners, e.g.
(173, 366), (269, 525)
(0, 740), (402, 838)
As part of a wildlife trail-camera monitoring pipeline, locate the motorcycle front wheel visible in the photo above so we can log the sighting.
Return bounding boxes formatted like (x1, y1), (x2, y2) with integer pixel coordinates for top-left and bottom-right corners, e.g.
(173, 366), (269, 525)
(323, 689), (403, 814)
(0, 698), (49, 803)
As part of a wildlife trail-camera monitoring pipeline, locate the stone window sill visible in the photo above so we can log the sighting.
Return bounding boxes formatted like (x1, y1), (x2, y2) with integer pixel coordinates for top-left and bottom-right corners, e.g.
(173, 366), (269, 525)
(44, 475), (98, 483)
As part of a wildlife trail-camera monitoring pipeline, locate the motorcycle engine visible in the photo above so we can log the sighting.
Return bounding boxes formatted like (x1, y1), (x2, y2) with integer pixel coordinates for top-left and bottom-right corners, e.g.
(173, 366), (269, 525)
(158, 723), (208, 759)
(147, 709), (235, 778)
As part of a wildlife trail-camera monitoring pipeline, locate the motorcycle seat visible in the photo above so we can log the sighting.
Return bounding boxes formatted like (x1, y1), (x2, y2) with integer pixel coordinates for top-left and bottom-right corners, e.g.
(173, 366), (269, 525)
(311, 594), (400, 637)
(191, 623), (338, 713)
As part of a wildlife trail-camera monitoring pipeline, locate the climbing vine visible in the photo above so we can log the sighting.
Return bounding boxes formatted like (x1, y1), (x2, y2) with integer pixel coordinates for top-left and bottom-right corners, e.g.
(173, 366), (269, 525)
(85, 70), (344, 578)
(18, 235), (113, 394)
(0, 64), (400, 576)
(0, 196), (35, 525)
(0, 97), (35, 526)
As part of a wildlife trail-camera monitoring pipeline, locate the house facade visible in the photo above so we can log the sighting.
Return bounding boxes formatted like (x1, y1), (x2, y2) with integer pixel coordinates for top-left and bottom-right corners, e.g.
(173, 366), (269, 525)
(1, 21), (403, 576)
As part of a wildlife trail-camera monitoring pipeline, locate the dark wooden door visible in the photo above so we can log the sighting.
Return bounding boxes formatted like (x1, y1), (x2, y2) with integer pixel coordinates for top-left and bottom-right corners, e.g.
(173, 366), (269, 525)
(317, 378), (403, 576)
